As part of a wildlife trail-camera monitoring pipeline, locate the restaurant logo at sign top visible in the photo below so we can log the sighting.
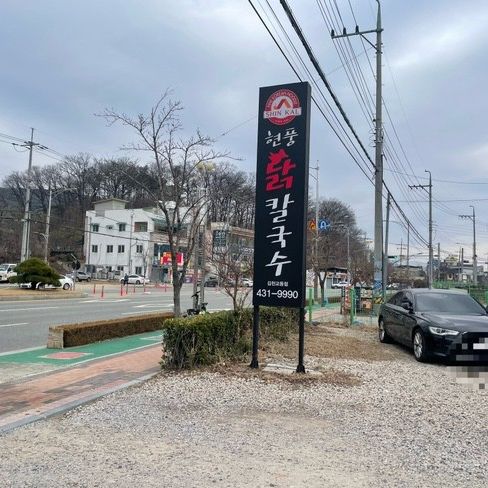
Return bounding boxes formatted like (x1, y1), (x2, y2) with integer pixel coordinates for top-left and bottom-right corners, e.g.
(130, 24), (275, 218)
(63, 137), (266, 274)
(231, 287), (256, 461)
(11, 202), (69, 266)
(253, 82), (311, 308)
(264, 88), (302, 126)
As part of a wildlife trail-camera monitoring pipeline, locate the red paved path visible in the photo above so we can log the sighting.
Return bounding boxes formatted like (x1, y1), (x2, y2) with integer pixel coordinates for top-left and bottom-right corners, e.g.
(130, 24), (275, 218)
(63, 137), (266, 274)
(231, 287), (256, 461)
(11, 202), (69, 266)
(0, 345), (161, 432)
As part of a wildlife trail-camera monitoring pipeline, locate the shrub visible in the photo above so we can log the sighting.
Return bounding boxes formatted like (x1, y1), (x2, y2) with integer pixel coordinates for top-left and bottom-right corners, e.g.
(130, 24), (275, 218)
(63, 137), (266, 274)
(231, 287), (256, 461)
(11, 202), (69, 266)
(161, 307), (298, 369)
(9, 257), (60, 289)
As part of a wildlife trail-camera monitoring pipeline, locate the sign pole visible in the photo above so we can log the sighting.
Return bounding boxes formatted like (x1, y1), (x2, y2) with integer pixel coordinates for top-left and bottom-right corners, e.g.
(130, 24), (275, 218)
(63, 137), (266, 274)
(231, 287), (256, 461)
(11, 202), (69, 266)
(250, 305), (260, 368)
(297, 307), (305, 373)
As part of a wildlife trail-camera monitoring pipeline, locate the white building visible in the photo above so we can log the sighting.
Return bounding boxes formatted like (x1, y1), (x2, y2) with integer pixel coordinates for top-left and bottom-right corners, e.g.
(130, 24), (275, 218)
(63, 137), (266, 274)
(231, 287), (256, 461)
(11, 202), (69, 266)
(84, 199), (188, 281)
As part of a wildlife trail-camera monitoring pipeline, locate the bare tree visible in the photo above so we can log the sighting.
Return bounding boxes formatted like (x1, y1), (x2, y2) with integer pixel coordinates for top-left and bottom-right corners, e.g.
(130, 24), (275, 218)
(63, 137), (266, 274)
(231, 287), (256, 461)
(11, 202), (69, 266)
(98, 91), (229, 315)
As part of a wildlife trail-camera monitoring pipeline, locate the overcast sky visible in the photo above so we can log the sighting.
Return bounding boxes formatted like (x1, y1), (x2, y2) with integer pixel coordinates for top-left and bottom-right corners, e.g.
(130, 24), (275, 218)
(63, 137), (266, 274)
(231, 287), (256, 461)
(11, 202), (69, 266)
(1, 0), (487, 266)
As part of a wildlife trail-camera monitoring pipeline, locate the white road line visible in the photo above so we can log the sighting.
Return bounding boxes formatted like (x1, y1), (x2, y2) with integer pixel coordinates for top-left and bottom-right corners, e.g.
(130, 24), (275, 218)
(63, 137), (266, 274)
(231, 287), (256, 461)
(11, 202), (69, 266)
(0, 306), (59, 312)
(120, 309), (171, 315)
(0, 322), (29, 328)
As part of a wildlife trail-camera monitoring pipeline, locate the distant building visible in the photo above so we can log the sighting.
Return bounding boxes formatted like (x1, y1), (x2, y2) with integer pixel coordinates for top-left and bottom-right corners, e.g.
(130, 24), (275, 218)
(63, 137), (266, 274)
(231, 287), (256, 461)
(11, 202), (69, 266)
(84, 199), (189, 281)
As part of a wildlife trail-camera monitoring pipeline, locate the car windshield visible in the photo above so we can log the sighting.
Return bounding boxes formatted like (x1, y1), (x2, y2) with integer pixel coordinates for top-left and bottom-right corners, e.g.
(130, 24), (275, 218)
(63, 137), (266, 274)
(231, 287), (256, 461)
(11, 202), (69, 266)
(415, 293), (486, 314)
(0, 264), (9, 271)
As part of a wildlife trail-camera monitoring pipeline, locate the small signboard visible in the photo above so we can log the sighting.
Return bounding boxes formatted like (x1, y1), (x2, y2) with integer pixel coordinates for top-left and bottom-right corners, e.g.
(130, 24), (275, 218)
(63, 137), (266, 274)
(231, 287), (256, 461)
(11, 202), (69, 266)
(252, 82), (311, 308)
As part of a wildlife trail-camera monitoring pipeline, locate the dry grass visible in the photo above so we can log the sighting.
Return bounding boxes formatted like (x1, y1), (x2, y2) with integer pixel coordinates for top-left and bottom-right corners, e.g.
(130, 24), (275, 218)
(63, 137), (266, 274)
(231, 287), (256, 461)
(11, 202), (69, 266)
(262, 323), (401, 362)
(170, 361), (361, 387)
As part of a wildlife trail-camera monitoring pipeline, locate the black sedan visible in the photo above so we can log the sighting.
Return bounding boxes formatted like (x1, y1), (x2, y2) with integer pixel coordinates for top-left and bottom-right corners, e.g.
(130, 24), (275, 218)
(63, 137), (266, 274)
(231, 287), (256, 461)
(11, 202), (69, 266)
(378, 288), (488, 363)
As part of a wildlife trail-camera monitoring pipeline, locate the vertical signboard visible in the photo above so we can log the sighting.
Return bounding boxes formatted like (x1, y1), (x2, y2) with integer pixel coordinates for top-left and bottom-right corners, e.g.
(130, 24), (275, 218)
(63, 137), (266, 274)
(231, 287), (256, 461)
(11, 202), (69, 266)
(253, 82), (311, 308)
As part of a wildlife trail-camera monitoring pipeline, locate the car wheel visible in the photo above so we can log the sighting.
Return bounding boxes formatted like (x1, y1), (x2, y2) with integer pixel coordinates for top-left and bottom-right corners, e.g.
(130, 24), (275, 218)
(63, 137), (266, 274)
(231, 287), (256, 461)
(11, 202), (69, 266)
(63, 283), (70, 290)
(413, 329), (429, 362)
(135, 280), (140, 285)
(38, 283), (45, 290)
(378, 318), (392, 343)
(86, 278), (91, 282)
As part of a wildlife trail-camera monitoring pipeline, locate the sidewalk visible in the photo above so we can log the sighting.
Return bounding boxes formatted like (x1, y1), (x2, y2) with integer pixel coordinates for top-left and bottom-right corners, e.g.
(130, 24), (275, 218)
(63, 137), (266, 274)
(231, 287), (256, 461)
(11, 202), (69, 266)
(0, 342), (162, 433)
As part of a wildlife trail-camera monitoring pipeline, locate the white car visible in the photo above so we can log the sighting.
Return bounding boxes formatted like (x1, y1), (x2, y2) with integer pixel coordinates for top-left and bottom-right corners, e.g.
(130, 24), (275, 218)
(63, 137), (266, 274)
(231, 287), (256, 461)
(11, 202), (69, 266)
(241, 278), (253, 287)
(120, 274), (149, 285)
(20, 275), (74, 290)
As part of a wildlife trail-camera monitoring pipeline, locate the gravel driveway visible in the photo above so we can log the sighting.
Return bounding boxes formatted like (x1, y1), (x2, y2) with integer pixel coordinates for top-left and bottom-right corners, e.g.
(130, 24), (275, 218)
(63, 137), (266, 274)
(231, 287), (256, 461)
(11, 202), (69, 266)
(1, 325), (487, 487)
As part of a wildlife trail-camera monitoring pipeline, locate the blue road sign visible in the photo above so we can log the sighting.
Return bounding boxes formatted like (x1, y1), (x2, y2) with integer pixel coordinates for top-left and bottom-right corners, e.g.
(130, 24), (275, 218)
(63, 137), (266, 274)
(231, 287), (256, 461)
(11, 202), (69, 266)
(319, 219), (330, 230)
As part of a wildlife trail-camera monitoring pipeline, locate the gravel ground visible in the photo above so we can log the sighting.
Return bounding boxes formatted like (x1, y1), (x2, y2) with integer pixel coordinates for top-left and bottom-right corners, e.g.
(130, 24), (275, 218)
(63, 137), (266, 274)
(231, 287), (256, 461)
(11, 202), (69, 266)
(1, 328), (487, 487)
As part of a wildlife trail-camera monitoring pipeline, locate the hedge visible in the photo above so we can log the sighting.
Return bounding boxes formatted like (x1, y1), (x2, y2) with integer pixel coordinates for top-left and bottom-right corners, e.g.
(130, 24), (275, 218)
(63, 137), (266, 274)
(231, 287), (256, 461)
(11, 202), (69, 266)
(161, 307), (299, 369)
(48, 312), (174, 348)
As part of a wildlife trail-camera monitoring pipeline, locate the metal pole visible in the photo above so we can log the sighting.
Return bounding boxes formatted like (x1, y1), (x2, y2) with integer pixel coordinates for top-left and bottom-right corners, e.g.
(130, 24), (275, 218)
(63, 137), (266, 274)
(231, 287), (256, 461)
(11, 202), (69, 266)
(425, 170), (433, 288)
(44, 186), (52, 262)
(200, 190), (207, 305)
(437, 242), (440, 281)
(20, 128), (35, 262)
(461, 247), (464, 281)
(406, 222), (410, 286)
(471, 205), (477, 285)
(296, 307), (305, 373)
(250, 305), (260, 368)
(373, 1), (384, 304)
(315, 165), (319, 300)
(383, 192), (390, 298)
(346, 228), (350, 284)
(128, 212), (134, 275)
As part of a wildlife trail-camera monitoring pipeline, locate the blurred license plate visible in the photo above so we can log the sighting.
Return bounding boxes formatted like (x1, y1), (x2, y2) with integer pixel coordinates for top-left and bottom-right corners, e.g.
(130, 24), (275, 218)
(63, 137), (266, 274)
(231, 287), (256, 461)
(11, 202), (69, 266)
(473, 343), (488, 350)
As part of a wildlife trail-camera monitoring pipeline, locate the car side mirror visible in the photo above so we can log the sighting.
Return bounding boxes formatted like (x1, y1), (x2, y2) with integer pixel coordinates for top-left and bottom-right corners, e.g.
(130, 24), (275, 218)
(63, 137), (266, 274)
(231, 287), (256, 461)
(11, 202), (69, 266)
(401, 300), (414, 313)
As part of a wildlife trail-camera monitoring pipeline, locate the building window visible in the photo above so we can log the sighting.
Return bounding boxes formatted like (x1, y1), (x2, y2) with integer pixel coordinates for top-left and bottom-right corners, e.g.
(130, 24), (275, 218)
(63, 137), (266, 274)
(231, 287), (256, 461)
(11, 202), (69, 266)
(134, 221), (148, 232)
(118, 223), (126, 232)
(91, 245), (98, 253)
(135, 266), (142, 275)
(117, 266), (124, 272)
(136, 244), (143, 254)
(107, 245), (113, 253)
(106, 266), (112, 272)
(92, 224), (99, 232)
(118, 245), (125, 253)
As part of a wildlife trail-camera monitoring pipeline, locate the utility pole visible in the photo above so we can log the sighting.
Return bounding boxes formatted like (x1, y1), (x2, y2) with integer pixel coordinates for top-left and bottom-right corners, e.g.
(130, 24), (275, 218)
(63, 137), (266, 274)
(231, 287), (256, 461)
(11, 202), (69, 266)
(19, 128), (40, 262)
(332, 0), (383, 302)
(409, 170), (433, 288)
(383, 191), (390, 298)
(44, 186), (53, 262)
(310, 163), (319, 301)
(128, 212), (134, 275)
(406, 222), (410, 286)
(461, 247), (464, 281)
(459, 206), (477, 285)
(437, 242), (441, 281)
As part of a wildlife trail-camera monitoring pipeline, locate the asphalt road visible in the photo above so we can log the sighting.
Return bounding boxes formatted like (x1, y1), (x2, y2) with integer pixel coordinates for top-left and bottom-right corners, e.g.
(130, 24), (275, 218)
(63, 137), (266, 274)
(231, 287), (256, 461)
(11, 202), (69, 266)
(0, 284), (239, 354)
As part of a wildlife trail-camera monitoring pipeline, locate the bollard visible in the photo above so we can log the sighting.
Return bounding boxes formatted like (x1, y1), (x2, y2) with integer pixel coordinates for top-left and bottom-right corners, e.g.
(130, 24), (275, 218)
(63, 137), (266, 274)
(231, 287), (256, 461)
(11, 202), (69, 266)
(101, 285), (104, 299)
(93, 283), (96, 295)
(133, 284), (136, 294)
(164, 282), (167, 292)
(120, 284), (124, 296)
(143, 283), (146, 293)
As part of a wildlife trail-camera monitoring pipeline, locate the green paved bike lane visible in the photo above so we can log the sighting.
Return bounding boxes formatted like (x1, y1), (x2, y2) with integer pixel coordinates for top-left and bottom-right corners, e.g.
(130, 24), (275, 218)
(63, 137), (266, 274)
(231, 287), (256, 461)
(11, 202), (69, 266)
(0, 331), (162, 366)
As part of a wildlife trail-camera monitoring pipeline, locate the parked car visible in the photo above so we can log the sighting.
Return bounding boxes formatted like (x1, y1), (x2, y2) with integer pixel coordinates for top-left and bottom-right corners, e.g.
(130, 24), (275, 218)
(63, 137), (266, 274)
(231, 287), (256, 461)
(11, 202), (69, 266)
(378, 288), (488, 363)
(119, 274), (148, 285)
(331, 281), (349, 289)
(0, 263), (17, 283)
(20, 275), (74, 290)
(67, 271), (91, 282)
(204, 277), (218, 287)
(241, 278), (253, 287)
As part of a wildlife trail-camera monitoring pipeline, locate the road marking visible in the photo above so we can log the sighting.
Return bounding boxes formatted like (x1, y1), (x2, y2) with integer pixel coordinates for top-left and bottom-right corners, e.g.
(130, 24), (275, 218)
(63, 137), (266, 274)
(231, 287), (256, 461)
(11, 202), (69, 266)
(120, 309), (171, 315)
(134, 304), (170, 308)
(0, 322), (29, 328)
(0, 306), (59, 312)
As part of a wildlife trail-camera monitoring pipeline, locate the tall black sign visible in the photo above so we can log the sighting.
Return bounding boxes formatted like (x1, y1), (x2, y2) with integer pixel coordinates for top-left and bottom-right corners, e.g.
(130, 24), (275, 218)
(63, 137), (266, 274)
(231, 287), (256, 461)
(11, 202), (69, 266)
(252, 82), (311, 308)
